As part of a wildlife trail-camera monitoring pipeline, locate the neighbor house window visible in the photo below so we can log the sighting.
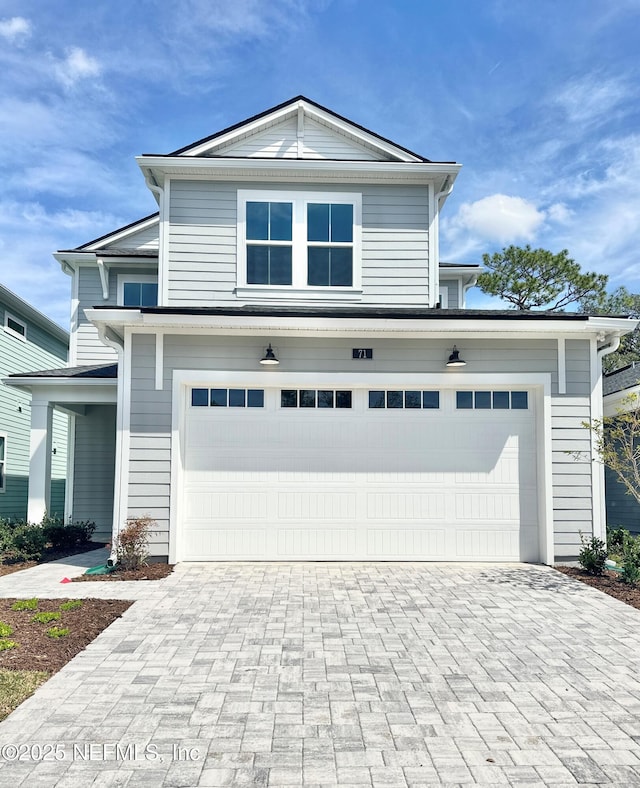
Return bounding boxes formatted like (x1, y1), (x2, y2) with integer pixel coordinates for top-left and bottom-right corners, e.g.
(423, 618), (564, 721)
(0, 435), (6, 493)
(3, 312), (26, 340)
(238, 190), (361, 292)
(117, 275), (158, 307)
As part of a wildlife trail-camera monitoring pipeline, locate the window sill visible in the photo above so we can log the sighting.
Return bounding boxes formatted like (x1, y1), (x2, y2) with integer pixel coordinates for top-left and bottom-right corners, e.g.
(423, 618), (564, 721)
(235, 286), (363, 302)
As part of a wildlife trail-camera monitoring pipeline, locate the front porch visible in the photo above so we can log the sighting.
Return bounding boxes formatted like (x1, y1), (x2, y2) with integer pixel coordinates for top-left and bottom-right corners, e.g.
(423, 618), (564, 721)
(4, 364), (118, 539)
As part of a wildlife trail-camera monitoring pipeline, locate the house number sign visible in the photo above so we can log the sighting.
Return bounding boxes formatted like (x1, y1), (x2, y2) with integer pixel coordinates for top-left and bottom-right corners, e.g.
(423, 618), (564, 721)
(352, 348), (373, 359)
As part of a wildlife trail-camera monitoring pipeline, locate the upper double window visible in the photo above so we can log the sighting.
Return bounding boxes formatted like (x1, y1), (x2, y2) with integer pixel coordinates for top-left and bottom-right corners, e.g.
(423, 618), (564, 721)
(239, 190), (361, 292)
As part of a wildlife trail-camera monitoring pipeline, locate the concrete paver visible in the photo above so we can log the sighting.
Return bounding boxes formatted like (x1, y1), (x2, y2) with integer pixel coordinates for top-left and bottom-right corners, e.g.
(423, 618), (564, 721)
(0, 558), (639, 785)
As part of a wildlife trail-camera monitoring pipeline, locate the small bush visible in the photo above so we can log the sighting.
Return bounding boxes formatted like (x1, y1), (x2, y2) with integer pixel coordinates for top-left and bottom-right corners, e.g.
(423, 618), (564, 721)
(607, 526), (627, 553)
(620, 532), (640, 585)
(0, 640), (18, 651)
(59, 600), (83, 612)
(46, 627), (69, 639)
(11, 599), (38, 611)
(43, 519), (96, 550)
(0, 623), (12, 638)
(1, 522), (47, 563)
(115, 516), (156, 571)
(30, 612), (60, 625)
(578, 533), (607, 575)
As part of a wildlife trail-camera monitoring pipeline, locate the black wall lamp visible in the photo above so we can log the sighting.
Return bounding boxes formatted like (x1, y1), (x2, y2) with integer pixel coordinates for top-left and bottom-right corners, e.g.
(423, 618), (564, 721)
(446, 345), (466, 367)
(260, 343), (279, 365)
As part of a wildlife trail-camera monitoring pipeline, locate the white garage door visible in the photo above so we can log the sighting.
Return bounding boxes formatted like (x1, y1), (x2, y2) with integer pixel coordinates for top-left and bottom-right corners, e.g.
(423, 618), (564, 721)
(178, 385), (539, 561)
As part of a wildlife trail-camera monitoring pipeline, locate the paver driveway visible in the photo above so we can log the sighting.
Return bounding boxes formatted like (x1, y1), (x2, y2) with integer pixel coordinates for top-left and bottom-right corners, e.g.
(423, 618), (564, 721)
(1, 560), (640, 787)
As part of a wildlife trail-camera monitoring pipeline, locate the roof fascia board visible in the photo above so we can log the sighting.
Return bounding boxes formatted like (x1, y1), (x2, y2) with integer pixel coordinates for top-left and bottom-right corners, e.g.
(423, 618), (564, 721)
(181, 102), (298, 156)
(301, 103), (421, 162)
(136, 156), (461, 186)
(79, 214), (159, 252)
(0, 285), (69, 345)
(84, 308), (638, 339)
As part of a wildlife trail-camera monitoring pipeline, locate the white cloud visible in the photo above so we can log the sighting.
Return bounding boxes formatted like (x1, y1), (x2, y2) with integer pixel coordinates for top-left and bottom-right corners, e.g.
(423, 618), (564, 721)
(445, 194), (545, 244)
(0, 16), (31, 43)
(552, 74), (633, 125)
(54, 47), (101, 88)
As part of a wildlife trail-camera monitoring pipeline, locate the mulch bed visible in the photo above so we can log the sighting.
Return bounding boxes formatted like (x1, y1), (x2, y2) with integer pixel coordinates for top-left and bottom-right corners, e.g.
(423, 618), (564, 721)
(72, 563), (174, 582)
(0, 543), (107, 578)
(0, 598), (132, 673)
(555, 565), (640, 610)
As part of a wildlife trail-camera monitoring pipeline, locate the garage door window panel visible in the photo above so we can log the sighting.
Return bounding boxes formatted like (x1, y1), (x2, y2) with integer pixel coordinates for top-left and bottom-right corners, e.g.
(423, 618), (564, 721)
(456, 390), (529, 410)
(190, 388), (265, 408)
(281, 389), (352, 409)
(369, 390), (441, 410)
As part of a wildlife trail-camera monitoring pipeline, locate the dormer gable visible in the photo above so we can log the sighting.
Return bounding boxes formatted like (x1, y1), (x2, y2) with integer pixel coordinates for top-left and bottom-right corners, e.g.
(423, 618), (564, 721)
(167, 96), (428, 163)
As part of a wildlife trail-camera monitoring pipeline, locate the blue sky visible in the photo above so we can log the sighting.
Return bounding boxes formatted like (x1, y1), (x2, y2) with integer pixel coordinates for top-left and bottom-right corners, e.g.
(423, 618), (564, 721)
(1, 0), (640, 327)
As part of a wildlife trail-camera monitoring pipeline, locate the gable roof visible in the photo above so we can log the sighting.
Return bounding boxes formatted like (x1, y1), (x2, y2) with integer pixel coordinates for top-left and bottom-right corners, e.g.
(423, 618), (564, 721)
(0, 283), (69, 345)
(156, 96), (448, 164)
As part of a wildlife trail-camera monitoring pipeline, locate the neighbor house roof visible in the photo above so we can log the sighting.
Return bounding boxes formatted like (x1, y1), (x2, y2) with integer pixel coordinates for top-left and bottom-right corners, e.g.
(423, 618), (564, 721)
(0, 283), (69, 346)
(604, 362), (640, 395)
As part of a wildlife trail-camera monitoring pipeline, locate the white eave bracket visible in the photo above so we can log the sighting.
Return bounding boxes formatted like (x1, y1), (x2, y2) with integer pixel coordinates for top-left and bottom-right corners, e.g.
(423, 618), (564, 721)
(96, 258), (110, 300)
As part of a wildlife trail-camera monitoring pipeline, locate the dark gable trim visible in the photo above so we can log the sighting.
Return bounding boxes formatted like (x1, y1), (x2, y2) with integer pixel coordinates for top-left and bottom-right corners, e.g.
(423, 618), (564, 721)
(72, 212), (159, 251)
(163, 96), (434, 162)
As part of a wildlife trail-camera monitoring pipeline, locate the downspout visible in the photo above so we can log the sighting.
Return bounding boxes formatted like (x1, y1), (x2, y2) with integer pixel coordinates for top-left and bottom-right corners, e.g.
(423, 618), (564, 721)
(98, 325), (125, 567)
(431, 176), (455, 307)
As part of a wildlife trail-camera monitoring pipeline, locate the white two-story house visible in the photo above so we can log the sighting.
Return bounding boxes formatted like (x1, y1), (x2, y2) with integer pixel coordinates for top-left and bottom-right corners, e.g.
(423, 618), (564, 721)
(7, 97), (636, 564)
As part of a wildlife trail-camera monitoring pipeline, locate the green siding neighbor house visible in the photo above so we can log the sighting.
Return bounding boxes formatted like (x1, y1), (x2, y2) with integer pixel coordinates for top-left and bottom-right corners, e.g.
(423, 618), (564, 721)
(0, 284), (69, 521)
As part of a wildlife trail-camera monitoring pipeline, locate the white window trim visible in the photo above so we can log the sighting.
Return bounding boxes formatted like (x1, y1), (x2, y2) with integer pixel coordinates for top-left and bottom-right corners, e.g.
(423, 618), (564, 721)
(116, 274), (158, 306)
(0, 433), (6, 493)
(3, 311), (27, 341)
(236, 189), (363, 299)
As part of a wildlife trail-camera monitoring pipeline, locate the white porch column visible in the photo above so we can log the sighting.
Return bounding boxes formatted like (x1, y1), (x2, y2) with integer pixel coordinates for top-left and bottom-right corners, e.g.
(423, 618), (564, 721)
(27, 400), (53, 523)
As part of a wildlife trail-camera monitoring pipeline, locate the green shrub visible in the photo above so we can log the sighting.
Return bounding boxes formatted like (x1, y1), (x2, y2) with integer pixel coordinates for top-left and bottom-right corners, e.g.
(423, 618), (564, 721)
(620, 532), (640, 585)
(607, 526), (627, 554)
(578, 534), (607, 575)
(43, 519), (96, 550)
(59, 600), (83, 612)
(46, 627), (69, 639)
(11, 599), (38, 611)
(115, 516), (156, 571)
(1, 523), (47, 563)
(30, 612), (60, 625)
(0, 623), (12, 638)
(0, 640), (18, 651)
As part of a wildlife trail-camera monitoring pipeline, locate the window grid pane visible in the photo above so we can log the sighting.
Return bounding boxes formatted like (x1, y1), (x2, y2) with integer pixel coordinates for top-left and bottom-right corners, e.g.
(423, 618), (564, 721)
(423, 391), (440, 409)
(336, 391), (352, 409)
(405, 391), (421, 409)
(191, 389), (209, 407)
(247, 390), (264, 408)
(229, 389), (246, 408)
(210, 389), (228, 407)
(511, 391), (528, 409)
